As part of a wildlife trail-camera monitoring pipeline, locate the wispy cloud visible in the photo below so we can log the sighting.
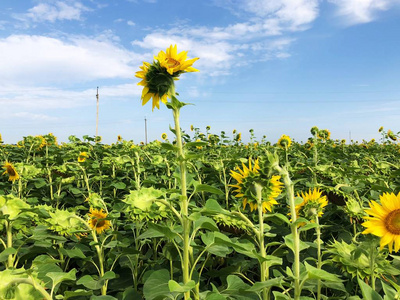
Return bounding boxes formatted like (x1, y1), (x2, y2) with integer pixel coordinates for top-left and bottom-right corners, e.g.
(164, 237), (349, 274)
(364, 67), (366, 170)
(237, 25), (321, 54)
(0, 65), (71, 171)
(13, 1), (89, 23)
(0, 84), (142, 111)
(328, 0), (400, 25)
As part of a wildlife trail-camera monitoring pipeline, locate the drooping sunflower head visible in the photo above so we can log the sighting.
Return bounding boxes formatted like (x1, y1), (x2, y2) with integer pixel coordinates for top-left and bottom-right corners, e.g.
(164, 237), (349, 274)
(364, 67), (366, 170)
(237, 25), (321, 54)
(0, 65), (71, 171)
(378, 126), (384, 132)
(278, 134), (292, 149)
(155, 44), (199, 76)
(230, 158), (261, 212)
(362, 192), (400, 252)
(295, 188), (328, 220)
(161, 133), (168, 140)
(261, 175), (283, 213)
(2, 162), (20, 182)
(310, 126), (319, 137)
(78, 152), (88, 163)
(318, 129), (331, 141)
(88, 208), (111, 234)
(235, 133), (242, 142)
(387, 130), (397, 141)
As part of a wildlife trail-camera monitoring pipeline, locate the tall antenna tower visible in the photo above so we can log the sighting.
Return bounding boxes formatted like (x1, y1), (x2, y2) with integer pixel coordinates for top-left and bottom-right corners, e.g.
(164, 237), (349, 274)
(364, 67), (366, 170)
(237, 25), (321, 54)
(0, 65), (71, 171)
(144, 116), (148, 144)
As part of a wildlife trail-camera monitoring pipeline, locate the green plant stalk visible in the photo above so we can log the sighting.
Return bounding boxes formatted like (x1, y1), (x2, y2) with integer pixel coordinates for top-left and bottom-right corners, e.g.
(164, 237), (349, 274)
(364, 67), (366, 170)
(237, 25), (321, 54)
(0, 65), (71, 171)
(91, 229), (107, 295)
(255, 183), (269, 300)
(5, 220), (13, 269)
(45, 145), (54, 201)
(172, 106), (195, 300)
(370, 243), (376, 290)
(315, 216), (322, 300)
(275, 164), (300, 300)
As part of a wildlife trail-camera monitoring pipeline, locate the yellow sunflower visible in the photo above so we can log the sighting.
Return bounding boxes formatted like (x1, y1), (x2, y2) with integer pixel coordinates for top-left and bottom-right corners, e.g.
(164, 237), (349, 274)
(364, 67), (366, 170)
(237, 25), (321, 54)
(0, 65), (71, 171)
(362, 192), (400, 252)
(88, 208), (111, 234)
(378, 126), (384, 132)
(230, 159), (281, 213)
(155, 44), (199, 75)
(161, 133), (167, 140)
(2, 162), (20, 182)
(261, 175), (283, 213)
(278, 134), (292, 149)
(295, 188), (328, 220)
(78, 152), (88, 163)
(117, 135), (122, 142)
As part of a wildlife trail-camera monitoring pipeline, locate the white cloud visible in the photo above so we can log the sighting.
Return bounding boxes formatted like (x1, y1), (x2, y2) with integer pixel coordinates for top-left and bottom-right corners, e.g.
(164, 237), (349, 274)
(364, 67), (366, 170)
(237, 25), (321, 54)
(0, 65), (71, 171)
(11, 112), (59, 121)
(0, 34), (144, 85)
(127, 20), (135, 26)
(132, 0), (318, 76)
(15, 1), (89, 23)
(328, 0), (400, 25)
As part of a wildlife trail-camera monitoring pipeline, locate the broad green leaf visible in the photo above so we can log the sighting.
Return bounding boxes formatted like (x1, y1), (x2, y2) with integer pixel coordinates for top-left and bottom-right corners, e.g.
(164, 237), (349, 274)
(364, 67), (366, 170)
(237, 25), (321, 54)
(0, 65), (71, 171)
(0, 248), (17, 263)
(202, 199), (225, 214)
(357, 277), (383, 300)
(63, 289), (93, 300)
(284, 235), (310, 253)
(143, 269), (174, 300)
(248, 277), (283, 292)
(60, 247), (86, 259)
(47, 269), (77, 287)
(194, 216), (219, 232)
(168, 279), (195, 293)
(304, 262), (342, 282)
(194, 184), (224, 195)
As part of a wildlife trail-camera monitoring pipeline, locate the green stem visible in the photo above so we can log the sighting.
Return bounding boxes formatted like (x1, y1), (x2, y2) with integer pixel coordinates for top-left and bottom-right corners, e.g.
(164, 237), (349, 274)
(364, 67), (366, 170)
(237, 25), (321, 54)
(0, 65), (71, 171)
(255, 184), (269, 300)
(370, 243), (376, 290)
(172, 106), (193, 300)
(91, 230), (106, 295)
(316, 216), (322, 300)
(6, 220), (13, 269)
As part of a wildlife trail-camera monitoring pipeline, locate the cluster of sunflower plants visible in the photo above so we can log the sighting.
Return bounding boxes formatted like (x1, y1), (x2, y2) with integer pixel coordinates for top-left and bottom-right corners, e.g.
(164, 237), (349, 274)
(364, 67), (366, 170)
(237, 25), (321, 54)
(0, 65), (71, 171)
(2, 46), (400, 300)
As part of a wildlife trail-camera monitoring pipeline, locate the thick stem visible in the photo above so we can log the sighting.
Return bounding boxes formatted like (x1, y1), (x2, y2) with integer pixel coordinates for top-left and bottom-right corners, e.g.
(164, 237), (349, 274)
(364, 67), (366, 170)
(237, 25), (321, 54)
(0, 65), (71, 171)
(6, 220), (13, 268)
(255, 184), (269, 300)
(316, 216), (322, 300)
(91, 230), (106, 295)
(172, 107), (194, 300)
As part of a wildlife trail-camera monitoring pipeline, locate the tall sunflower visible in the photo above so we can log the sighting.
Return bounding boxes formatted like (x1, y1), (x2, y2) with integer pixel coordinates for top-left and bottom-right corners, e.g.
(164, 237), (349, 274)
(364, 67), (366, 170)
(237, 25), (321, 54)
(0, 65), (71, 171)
(362, 192), (400, 252)
(135, 45), (199, 111)
(88, 208), (111, 234)
(295, 188), (328, 220)
(2, 162), (20, 182)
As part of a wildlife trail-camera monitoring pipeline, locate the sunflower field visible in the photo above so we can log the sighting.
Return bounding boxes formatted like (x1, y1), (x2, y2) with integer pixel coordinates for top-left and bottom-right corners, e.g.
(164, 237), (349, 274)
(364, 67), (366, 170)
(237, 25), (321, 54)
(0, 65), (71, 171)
(1, 46), (400, 300)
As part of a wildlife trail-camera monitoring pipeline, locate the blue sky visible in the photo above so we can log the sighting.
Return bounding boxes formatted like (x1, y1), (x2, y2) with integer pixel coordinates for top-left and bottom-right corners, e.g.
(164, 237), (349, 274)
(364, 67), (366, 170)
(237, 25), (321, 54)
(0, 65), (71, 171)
(1, 0), (400, 144)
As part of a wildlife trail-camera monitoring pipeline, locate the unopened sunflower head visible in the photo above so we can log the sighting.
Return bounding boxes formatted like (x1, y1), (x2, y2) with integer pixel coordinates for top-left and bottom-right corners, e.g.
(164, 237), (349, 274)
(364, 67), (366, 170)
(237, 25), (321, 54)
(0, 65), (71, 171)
(135, 45), (199, 111)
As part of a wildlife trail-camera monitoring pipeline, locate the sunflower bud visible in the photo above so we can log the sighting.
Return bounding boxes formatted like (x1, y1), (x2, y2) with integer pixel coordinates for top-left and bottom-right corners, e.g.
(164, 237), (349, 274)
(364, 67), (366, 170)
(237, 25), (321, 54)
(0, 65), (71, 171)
(310, 126), (319, 136)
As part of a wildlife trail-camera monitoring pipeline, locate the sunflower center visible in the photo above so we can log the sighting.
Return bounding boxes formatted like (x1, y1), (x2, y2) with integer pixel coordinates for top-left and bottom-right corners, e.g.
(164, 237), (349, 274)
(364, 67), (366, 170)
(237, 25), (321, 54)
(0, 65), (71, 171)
(385, 209), (400, 235)
(166, 58), (180, 68)
(7, 166), (16, 176)
(93, 219), (105, 228)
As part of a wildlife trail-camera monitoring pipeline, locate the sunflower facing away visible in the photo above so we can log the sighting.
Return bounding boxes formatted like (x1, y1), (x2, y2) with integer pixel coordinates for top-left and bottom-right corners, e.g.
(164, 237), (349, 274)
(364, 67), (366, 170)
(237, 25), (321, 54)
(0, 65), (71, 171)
(230, 159), (281, 213)
(135, 45), (199, 111)
(88, 208), (111, 234)
(2, 162), (20, 182)
(295, 188), (328, 220)
(278, 134), (292, 149)
(362, 192), (400, 252)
